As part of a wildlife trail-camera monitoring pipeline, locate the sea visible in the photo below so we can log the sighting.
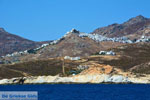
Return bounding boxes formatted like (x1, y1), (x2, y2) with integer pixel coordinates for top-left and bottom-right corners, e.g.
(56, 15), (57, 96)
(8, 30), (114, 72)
(0, 84), (150, 100)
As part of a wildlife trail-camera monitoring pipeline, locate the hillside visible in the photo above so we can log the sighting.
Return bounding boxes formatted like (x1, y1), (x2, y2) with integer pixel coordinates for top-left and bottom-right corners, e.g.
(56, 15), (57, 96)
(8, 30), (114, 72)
(1, 42), (150, 79)
(1, 15), (150, 58)
(1, 15), (150, 80)
(35, 29), (123, 58)
(0, 28), (48, 56)
(89, 42), (150, 73)
(0, 29), (123, 64)
(91, 15), (150, 40)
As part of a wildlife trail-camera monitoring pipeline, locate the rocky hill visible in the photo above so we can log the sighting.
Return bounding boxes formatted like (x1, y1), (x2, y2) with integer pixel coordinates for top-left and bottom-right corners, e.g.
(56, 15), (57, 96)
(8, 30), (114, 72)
(1, 15), (150, 81)
(1, 15), (150, 58)
(91, 15), (150, 40)
(0, 28), (50, 56)
(0, 29), (123, 64)
(1, 42), (150, 80)
(35, 29), (124, 58)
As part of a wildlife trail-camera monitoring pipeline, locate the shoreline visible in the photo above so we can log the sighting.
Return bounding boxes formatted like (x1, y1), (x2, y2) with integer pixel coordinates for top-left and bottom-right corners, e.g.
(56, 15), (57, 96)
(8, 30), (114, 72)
(0, 74), (150, 85)
(0, 82), (149, 85)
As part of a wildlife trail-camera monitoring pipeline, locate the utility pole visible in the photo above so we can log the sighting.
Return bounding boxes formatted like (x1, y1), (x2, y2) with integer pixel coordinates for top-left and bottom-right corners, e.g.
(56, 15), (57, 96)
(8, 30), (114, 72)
(62, 57), (66, 76)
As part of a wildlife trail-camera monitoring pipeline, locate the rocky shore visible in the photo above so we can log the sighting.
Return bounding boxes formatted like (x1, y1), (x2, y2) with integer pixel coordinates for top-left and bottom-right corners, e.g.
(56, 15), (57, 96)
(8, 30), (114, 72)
(0, 74), (150, 84)
(0, 63), (150, 84)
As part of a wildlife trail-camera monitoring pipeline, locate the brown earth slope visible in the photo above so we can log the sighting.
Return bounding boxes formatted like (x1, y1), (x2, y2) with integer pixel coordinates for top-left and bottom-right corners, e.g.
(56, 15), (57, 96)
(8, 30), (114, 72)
(1, 42), (150, 79)
(91, 15), (150, 39)
(87, 43), (150, 73)
(35, 32), (123, 58)
(0, 28), (49, 56)
(0, 30), (123, 63)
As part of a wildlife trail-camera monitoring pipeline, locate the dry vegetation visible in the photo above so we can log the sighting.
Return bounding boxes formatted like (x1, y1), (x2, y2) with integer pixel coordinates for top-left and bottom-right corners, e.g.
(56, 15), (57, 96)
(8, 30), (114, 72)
(0, 58), (82, 79)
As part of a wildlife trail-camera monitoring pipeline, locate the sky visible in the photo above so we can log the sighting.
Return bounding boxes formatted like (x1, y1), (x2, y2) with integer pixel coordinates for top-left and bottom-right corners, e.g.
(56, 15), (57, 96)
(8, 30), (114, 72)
(0, 0), (150, 41)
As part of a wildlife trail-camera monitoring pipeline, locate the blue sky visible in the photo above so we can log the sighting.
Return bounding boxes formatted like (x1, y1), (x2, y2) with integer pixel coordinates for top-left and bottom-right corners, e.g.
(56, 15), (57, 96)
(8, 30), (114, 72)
(0, 0), (150, 41)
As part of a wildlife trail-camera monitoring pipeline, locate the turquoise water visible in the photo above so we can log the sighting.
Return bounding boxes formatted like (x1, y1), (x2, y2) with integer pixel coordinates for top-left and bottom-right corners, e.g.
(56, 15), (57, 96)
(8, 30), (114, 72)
(0, 84), (150, 100)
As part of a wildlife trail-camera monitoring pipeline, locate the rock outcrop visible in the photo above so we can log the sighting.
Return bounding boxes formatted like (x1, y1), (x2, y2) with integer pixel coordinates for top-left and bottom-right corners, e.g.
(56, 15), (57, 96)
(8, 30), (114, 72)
(1, 74), (150, 84)
(79, 64), (113, 75)
(0, 64), (150, 84)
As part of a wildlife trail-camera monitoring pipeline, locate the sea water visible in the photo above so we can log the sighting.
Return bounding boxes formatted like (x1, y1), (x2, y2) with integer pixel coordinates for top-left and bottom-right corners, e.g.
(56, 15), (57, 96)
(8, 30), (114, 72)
(0, 84), (150, 100)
